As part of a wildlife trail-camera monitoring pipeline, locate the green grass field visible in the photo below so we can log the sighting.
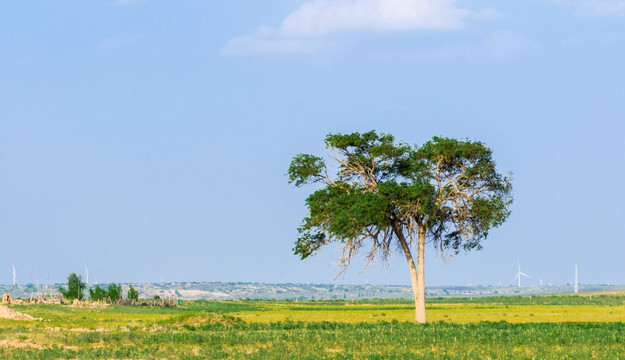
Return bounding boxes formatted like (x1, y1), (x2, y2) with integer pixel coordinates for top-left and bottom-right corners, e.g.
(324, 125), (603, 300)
(1, 294), (624, 359)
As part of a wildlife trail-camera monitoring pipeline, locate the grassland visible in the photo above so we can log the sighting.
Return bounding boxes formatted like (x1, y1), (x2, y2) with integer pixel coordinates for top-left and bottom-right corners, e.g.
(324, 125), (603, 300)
(1, 293), (624, 359)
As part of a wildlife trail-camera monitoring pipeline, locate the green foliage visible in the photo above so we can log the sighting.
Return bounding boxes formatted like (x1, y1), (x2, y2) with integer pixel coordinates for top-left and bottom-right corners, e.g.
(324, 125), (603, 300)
(127, 285), (139, 302)
(288, 130), (513, 260)
(287, 154), (326, 187)
(107, 283), (123, 303)
(89, 285), (107, 301)
(415, 136), (513, 252)
(58, 272), (86, 301)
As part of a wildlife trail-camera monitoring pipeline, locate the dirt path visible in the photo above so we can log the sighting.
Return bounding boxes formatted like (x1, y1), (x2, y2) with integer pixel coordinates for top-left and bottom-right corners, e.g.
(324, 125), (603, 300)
(0, 305), (36, 320)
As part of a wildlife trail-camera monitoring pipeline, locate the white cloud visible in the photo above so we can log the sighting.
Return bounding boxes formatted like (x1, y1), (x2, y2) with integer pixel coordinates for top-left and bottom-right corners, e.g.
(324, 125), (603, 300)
(222, 0), (499, 56)
(279, 0), (472, 36)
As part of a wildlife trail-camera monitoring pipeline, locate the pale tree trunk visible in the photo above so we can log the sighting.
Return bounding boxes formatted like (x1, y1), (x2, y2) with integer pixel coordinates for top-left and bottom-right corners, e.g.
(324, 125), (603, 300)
(415, 225), (426, 323)
(395, 226), (426, 323)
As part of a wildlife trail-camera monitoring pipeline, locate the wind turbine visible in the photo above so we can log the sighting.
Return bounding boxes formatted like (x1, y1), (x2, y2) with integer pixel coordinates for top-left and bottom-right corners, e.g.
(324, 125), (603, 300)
(12, 264), (16, 287)
(84, 264), (89, 286)
(512, 261), (530, 287)
(574, 264), (578, 293)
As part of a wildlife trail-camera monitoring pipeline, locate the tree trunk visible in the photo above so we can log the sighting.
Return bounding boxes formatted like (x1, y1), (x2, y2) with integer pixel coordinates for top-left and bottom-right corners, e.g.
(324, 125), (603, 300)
(415, 225), (426, 323)
(395, 226), (425, 323)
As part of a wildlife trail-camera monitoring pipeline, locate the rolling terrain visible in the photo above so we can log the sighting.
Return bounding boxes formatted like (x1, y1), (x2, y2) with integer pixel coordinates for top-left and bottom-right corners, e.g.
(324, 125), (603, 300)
(2, 282), (623, 301)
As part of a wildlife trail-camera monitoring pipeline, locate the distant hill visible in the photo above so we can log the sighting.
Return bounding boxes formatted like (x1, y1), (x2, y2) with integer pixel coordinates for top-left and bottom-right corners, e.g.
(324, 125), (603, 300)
(2, 282), (624, 301)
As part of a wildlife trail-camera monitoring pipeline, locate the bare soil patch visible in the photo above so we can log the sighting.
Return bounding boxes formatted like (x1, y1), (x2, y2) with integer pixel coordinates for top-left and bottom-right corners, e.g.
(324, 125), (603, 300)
(0, 305), (36, 320)
(0, 339), (45, 349)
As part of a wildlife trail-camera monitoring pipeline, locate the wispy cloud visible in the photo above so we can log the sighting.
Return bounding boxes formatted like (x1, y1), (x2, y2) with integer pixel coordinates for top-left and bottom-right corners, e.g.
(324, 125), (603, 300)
(222, 26), (332, 56)
(580, 0), (625, 15)
(222, 0), (500, 56)
(413, 30), (535, 60)
(553, 0), (625, 16)
(109, 0), (147, 7)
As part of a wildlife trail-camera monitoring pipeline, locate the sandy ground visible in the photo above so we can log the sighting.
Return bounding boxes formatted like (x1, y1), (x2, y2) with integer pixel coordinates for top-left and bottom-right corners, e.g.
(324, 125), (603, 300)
(0, 305), (36, 320)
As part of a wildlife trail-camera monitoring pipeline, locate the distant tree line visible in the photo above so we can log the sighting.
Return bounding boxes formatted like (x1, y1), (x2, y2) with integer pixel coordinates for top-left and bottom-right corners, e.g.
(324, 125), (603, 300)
(58, 272), (139, 304)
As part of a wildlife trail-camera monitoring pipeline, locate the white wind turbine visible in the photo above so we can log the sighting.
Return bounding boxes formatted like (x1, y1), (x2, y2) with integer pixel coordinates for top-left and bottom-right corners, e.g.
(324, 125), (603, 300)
(84, 264), (89, 285)
(512, 261), (530, 287)
(12, 264), (16, 287)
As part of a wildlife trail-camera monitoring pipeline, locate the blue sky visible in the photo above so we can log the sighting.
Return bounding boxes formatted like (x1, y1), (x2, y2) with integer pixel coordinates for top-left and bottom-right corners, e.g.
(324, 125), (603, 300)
(1, 0), (624, 287)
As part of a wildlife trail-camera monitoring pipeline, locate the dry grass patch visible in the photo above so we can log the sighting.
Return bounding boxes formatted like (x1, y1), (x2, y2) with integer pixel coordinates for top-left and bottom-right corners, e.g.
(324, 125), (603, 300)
(0, 306), (37, 320)
(0, 339), (45, 349)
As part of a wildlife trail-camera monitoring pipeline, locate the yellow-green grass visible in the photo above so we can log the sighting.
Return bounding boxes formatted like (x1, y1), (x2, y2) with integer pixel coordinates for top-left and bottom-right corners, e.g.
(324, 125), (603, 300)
(0, 304), (194, 353)
(5, 304), (177, 327)
(577, 289), (625, 297)
(228, 302), (625, 323)
(1, 298), (624, 359)
(8, 299), (625, 325)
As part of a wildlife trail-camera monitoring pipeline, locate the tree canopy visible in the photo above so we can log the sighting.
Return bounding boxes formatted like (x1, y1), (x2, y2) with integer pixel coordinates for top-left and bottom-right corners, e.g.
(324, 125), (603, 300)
(127, 285), (139, 302)
(288, 131), (512, 322)
(107, 283), (123, 303)
(89, 285), (107, 302)
(59, 272), (87, 301)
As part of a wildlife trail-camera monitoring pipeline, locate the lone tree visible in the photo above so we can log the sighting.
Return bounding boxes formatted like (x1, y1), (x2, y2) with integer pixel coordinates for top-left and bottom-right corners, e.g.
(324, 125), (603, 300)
(127, 285), (139, 302)
(107, 283), (123, 304)
(288, 131), (512, 323)
(59, 272), (87, 301)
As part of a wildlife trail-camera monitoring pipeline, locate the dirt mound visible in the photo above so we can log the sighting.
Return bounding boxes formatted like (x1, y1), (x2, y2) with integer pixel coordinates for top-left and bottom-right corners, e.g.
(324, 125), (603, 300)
(0, 306), (36, 320)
